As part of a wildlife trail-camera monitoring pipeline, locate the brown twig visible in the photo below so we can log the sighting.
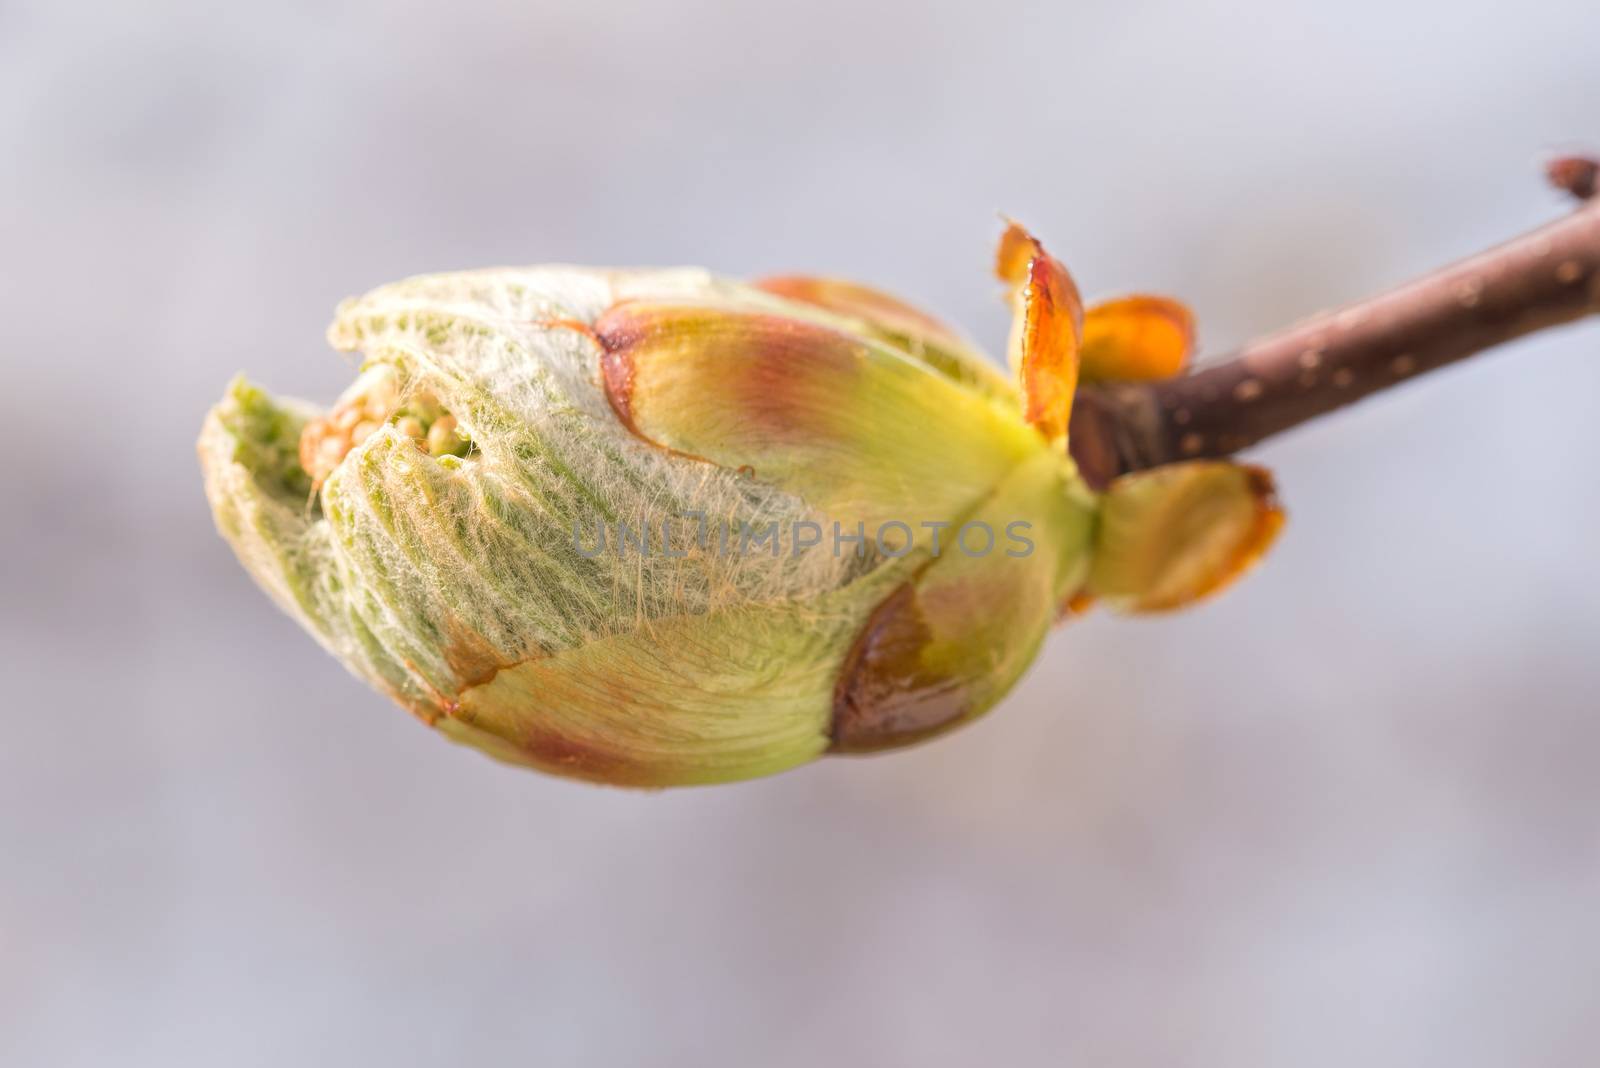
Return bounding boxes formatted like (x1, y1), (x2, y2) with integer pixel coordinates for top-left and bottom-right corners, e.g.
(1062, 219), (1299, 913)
(1069, 161), (1600, 487)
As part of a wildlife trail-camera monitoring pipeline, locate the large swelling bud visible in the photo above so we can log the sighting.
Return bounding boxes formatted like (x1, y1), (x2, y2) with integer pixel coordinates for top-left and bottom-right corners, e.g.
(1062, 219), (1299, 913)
(199, 224), (1281, 787)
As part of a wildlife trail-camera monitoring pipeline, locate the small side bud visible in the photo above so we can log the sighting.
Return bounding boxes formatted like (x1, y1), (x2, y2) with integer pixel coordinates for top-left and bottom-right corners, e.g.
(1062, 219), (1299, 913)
(1546, 155), (1598, 201)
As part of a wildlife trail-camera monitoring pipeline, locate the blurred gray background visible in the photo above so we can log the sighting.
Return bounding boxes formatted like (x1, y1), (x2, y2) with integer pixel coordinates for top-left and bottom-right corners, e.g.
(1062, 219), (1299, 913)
(5, 1), (1600, 1064)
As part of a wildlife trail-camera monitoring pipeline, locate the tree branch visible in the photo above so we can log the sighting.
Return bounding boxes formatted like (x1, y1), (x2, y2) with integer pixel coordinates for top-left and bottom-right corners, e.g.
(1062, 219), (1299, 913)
(1069, 161), (1600, 487)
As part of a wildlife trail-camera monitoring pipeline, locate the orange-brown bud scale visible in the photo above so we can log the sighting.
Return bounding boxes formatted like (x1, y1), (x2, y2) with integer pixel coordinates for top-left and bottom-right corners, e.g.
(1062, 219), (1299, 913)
(996, 221), (1085, 441)
(1081, 296), (1196, 382)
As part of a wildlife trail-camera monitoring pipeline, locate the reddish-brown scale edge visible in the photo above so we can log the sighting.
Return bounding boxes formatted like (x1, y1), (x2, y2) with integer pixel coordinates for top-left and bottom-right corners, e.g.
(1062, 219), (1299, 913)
(829, 579), (974, 754)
